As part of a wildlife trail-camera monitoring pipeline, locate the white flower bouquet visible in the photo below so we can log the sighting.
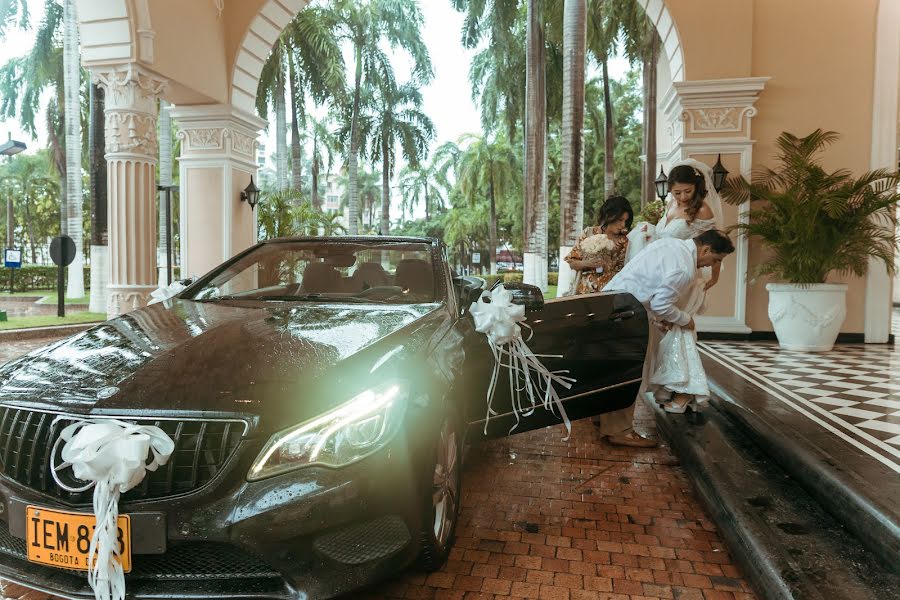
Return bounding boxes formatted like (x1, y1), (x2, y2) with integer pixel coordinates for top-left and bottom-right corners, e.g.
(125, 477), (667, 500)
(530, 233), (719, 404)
(580, 233), (617, 259)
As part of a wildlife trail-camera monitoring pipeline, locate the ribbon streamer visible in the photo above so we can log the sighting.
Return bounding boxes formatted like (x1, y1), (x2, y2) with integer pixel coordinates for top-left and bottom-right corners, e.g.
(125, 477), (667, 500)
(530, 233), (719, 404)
(469, 285), (575, 440)
(50, 419), (175, 600)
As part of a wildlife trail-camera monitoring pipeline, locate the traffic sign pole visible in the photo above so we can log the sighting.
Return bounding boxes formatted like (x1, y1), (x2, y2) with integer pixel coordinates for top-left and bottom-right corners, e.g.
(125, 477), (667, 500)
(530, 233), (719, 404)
(49, 236), (76, 318)
(57, 261), (64, 317)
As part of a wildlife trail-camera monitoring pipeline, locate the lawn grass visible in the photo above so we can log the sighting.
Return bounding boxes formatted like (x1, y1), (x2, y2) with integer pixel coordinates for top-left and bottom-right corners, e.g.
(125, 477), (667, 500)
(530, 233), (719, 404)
(0, 290), (90, 304)
(0, 312), (106, 331)
(546, 285), (558, 298)
(0, 290), (50, 297)
(36, 292), (91, 305)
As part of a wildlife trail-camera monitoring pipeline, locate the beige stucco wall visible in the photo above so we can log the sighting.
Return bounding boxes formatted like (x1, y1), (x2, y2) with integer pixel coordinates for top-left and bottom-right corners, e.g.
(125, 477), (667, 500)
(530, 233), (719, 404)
(668, 0), (881, 334)
(231, 167), (257, 253)
(691, 153), (741, 319)
(149, 0), (228, 105)
(224, 0), (271, 78)
(669, 0), (754, 80)
(744, 0), (878, 333)
(183, 168), (225, 277)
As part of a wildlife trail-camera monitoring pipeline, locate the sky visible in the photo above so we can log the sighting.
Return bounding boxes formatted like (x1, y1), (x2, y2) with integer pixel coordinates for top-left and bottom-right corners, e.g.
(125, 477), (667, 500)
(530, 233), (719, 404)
(0, 0), (487, 158)
(0, 0), (632, 195)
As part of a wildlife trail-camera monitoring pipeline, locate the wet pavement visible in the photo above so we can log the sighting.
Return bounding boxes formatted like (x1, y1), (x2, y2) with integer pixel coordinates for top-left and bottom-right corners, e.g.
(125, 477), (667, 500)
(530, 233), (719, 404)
(0, 334), (756, 600)
(0, 335), (65, 364)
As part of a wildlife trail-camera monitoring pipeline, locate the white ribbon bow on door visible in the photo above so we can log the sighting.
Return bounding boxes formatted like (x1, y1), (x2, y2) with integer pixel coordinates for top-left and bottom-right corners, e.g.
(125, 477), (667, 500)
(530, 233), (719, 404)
(51, 418), (175, 600)
(469, 285), (575, 440)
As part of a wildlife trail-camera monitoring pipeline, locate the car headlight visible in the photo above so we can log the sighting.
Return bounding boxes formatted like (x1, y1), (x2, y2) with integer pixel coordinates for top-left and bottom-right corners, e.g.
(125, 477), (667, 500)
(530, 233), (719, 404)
(248, 381), (408, 480)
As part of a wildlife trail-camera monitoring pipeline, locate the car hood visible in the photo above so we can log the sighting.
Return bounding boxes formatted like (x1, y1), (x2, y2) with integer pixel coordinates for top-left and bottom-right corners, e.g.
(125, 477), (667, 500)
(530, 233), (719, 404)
(0, 300), (446, 430)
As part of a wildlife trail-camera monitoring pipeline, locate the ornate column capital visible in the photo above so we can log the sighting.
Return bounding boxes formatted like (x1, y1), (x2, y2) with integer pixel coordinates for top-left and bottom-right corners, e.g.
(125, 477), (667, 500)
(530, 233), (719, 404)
(93, 64), (167, 160)
(662, 77), (770, 145)
(168, 103), (265, 170)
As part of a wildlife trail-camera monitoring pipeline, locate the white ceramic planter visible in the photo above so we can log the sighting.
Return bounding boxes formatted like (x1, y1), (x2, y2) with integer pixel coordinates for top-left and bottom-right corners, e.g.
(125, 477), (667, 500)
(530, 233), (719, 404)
(766, 283), (848, 352)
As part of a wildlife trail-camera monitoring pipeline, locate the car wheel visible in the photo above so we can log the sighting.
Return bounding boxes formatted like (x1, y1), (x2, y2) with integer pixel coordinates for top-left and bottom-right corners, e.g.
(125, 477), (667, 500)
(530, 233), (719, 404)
(416, 411), (462, 571)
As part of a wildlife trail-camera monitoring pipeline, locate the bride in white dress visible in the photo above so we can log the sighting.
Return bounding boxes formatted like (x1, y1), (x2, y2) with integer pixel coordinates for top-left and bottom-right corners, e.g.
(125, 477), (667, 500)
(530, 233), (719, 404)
(626, 159), (726, 412)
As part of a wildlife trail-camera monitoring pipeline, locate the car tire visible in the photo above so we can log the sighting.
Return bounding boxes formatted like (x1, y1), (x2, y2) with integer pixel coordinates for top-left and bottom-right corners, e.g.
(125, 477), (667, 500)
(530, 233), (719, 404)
(416, 409), (463, 571)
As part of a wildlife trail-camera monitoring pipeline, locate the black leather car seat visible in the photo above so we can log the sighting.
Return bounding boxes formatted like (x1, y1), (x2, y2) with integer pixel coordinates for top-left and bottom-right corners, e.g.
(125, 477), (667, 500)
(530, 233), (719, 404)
(299, 262), (341, 293)
(350, 261), (390, 291)
(394, 259), (434, 298)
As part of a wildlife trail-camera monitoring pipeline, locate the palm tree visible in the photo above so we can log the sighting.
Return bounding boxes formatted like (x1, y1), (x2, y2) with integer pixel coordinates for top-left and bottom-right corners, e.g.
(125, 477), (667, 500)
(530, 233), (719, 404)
(364, 78), (434, 235)
(585, 2), (617, 199)
(157, 99), (173, 289)
(457, 133), (519, 274)
(308, 115), (339, 211)
(88, 82), (107, 313)
(0, 0), (65, 224)
(452, 0), (524, 138)
(398, 162), (446, 224)
(330, 0), (433, 234)
(557, 0), (587, 294)
(444, 194), (489, 273)
(0, 0), (29, 37)
(523, 0), (549, 290)
(1, 152), (58, 263)
(63, 0), (84, 297)
(257, 8), (345, 193)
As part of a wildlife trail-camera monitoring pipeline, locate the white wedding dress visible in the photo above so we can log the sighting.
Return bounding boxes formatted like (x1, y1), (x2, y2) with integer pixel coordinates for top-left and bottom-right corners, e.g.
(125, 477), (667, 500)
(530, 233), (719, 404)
(643, 214), (717, 403)
(625, 158), (724, 406)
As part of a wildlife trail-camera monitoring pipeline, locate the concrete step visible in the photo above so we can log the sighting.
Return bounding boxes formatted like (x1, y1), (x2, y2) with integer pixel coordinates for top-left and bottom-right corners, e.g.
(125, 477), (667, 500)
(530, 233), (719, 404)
(710, 380), (900, 574)
(652, 401), (900, 600)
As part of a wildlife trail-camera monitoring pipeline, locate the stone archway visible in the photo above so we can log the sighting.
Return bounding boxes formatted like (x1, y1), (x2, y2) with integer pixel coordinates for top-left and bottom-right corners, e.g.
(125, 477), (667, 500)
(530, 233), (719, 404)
(230, 0), (308, 115)
(636, 0), (685, 82)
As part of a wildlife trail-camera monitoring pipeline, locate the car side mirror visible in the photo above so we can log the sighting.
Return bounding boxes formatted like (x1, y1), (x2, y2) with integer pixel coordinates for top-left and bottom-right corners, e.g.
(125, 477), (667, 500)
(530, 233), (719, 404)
(452, 276), (486, 314)
(500, 282), (545, 312)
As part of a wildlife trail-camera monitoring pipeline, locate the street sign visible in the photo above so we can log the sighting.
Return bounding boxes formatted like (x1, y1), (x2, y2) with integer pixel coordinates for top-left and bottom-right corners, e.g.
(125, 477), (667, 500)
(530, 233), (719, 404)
(472, 252), (481, 265)
(4, 248), (21, 268)
(50, 236), (76, 317)
(50, 236), (76, 267)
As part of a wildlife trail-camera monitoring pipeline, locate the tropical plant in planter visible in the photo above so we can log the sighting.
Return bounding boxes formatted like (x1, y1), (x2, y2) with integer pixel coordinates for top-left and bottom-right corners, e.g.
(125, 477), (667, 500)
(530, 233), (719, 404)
(721, 129), (900, 351)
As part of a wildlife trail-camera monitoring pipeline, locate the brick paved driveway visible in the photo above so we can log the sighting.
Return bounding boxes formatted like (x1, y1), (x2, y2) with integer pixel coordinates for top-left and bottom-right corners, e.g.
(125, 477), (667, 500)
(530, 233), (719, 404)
(1, 337), (755, 600)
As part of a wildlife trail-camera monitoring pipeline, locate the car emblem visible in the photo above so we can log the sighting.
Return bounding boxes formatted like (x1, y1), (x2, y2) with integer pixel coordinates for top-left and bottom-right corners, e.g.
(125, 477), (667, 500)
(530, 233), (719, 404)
(97, 386), (119, 399)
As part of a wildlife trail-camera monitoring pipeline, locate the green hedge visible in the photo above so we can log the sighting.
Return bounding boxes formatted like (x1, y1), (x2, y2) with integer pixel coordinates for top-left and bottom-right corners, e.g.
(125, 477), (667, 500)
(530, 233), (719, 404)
(2, 266), (181, 293)
(2, 266), (92, 293)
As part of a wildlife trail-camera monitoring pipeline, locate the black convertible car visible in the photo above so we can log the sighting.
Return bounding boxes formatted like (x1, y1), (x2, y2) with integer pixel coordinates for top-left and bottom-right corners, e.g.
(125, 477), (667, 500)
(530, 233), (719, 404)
(0, 236), (647, 599)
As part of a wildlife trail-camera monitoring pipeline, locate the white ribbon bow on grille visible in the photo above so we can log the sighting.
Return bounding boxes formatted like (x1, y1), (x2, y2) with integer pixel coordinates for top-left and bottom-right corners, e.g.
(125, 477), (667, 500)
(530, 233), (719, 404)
(469, 285), (575, 440)
(50, 418), (175, 600)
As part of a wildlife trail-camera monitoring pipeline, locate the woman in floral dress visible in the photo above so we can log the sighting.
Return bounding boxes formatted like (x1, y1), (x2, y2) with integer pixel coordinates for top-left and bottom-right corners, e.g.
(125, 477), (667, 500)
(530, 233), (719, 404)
(564, 196), (633, 295)
(565, 196), (659, 448)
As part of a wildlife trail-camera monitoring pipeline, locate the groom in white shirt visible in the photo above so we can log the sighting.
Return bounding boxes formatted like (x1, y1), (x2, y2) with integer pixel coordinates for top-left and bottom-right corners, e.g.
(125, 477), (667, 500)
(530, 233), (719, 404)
(597, 229), (735, 447)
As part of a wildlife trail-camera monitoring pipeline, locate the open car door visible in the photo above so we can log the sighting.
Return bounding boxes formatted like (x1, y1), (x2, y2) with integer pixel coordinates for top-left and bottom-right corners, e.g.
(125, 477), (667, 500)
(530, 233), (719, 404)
(463, 285), (649, 440)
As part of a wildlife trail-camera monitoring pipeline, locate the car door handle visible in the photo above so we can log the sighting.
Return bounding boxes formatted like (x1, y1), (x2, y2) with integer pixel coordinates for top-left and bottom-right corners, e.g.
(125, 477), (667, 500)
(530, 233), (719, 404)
(608, 310), (635, 322)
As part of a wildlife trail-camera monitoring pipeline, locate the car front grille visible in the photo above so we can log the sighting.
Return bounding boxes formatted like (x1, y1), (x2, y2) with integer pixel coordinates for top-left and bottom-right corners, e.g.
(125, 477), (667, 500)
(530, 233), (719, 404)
(0, 523), (279, 580)
(0, 407), (245, 503)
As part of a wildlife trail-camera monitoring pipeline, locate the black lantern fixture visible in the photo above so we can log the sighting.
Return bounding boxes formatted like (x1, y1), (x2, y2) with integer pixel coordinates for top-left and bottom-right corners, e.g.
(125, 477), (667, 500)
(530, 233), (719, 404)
(712, 153), (729, 192)
(240, 176), (260, 210)
(654, 166), (668, 201)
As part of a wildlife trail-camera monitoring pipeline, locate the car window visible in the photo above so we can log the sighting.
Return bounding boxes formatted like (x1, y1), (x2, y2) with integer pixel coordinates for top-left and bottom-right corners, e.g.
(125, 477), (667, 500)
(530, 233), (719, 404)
(185, 241), (437, 304)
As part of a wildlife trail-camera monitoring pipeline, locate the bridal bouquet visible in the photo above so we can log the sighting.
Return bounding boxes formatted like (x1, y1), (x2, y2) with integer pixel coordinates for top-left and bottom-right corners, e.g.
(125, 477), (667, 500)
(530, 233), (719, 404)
(580, 232), (618, 260)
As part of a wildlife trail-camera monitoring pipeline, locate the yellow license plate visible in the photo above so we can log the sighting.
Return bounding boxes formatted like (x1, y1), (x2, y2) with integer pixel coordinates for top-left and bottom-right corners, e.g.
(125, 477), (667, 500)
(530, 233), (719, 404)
(26, 505), (131, 573)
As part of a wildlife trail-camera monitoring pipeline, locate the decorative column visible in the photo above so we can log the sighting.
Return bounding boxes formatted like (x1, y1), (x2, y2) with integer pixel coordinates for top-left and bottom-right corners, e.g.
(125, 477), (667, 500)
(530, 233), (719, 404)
(168, 104), (264, 278)
(94, 64), (167, 317)
(661, 76), (769, 334)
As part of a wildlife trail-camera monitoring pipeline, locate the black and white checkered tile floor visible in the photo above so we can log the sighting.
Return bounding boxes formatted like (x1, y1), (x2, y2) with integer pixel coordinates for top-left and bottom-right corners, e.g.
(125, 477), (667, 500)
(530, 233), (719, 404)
(698, 322), (900, 474)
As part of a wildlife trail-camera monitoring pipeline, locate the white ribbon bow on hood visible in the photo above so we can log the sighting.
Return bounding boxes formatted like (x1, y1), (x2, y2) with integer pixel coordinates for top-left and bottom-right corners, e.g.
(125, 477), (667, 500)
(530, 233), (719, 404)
(51, 419), (175, 600)
(469, 285), (575, 439)
(148, 278), (195, 305)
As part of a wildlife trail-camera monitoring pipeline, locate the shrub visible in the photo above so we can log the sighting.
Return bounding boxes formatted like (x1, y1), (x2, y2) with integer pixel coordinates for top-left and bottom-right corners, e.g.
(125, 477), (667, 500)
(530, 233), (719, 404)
(2, 266), (92, 293)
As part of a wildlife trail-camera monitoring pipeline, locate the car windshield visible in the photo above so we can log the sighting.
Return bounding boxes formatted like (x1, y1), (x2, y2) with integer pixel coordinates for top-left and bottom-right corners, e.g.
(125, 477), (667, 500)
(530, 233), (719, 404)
(184, 240), (438, 304)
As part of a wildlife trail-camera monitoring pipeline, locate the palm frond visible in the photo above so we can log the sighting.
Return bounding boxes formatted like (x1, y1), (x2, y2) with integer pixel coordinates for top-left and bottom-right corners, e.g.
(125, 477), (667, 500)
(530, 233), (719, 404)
(722, 129), (900, 283)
